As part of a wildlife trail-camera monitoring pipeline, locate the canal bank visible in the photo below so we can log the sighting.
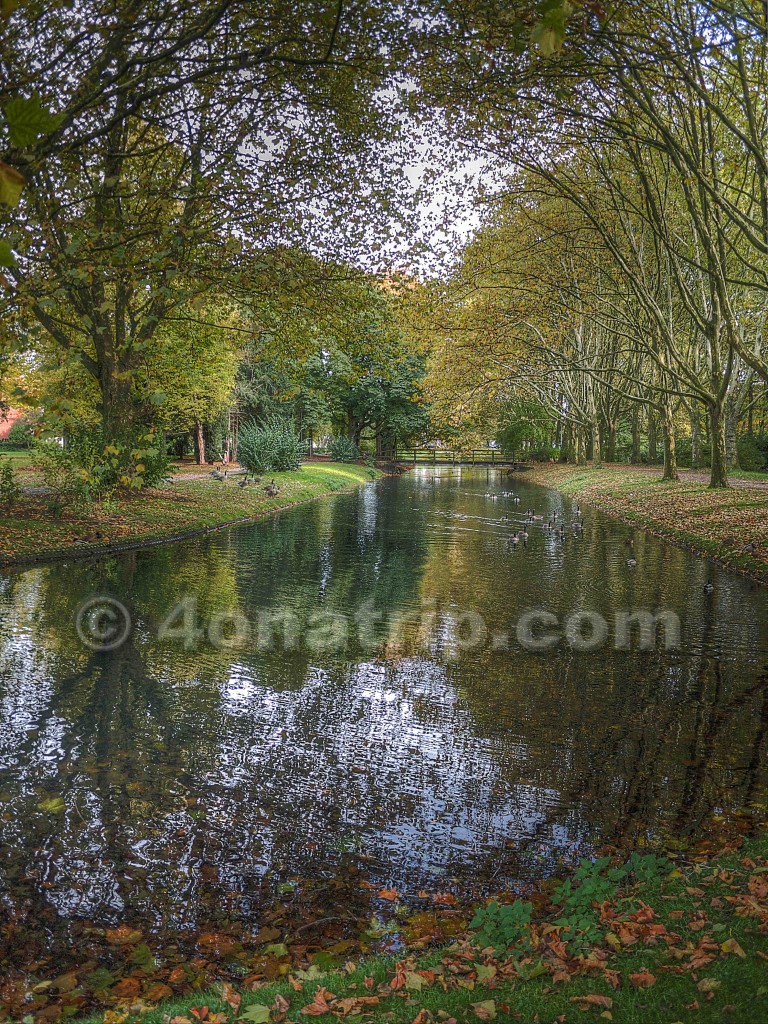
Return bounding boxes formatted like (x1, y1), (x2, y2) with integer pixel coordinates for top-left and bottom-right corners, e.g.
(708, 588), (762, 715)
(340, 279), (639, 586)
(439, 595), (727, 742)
(0, 462), (381, 566)
(60, 828), (768, 1024)
(520, 464), (768, 586)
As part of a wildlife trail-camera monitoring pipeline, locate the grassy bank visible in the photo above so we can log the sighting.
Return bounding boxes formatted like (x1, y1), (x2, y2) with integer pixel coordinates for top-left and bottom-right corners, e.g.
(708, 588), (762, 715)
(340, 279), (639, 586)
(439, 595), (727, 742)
(522, 464), (768, 585)
(0, 463), (380, 566)
(50, 829), (768, 1024)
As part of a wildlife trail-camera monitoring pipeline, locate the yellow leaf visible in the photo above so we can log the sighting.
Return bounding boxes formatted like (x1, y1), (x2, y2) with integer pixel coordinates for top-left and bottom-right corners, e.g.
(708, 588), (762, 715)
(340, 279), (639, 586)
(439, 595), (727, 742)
(0, 161), (25, 206)
(720, 938), (746, 958)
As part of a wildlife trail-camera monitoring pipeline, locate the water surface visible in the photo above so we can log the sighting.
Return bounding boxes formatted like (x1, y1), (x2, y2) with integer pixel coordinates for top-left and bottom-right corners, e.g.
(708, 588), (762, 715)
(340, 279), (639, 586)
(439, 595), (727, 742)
(1, 468), (767, 956)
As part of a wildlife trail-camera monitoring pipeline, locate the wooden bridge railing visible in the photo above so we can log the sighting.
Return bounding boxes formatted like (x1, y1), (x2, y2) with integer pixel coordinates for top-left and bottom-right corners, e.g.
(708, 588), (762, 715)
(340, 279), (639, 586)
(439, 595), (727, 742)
(386, 448), (514, 465)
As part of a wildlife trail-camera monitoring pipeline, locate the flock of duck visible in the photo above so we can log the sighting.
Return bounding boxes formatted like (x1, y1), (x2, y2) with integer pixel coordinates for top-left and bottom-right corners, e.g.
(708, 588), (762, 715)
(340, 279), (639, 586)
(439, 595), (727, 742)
(484, 488), (715, 592)
(209, 468), (280, 496)
(484, 489), (586, 552)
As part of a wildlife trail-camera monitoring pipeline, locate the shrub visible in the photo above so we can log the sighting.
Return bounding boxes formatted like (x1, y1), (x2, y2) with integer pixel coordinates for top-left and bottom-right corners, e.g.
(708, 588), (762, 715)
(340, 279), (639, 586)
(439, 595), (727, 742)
(7, 417), (34, 448)
(329, 434), (359, 463)
(737, 435), (765, 472)
(470, 899), (533, 953)
(0, 460), (21, 506)
(529, 445), (560, 462)
(35, 427), (170, 503)
(238, 417), (303, 474)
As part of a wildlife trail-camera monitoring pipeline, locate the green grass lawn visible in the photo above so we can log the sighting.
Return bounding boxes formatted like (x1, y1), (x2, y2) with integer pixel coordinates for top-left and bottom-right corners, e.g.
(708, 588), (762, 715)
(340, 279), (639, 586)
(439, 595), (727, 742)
(66, 831), (768, 1024)
(0, 462), (380, 564)
(0, 446), (35, 467)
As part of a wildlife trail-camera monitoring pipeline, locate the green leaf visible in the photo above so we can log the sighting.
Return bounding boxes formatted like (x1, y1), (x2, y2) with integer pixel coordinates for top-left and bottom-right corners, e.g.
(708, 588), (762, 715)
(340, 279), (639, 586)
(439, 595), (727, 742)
(238, 1005), (270, 1023)
(38, 796), (66, 814)
(263, 942), (289, 958)
(3, 94), (63, 147)
(0, 238), (15, 266)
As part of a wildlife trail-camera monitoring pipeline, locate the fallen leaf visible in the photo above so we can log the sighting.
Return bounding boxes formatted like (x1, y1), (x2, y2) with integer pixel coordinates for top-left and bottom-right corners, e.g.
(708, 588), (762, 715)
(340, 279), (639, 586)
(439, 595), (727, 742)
(570, 994), (614, 1010)
(105, 925), (143, 945)
(720, 938), (746, 958)
(112, 978), (142, 1001)
(220, 982), (241, 1014)
(476, 965), (497, 983)
(238, 1007), (270, 1024)
(629, 971), (656, 989)
(145, 983), (173, 1002)
(471, 999), (496, 1020)
(406, 972), (427, 991)
(300, 987), (336, 1016)
(697, 978), (721, 993)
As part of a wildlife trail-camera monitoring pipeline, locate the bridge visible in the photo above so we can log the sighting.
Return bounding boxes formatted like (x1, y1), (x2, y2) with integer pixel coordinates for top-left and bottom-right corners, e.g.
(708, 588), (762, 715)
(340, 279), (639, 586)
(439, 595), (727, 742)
(387, 448), (529, 469)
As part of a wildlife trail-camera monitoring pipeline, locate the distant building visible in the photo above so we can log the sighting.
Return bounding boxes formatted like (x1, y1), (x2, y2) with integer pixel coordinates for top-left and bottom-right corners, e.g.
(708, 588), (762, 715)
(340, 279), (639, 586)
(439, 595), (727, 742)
(0, 408), (23, 440)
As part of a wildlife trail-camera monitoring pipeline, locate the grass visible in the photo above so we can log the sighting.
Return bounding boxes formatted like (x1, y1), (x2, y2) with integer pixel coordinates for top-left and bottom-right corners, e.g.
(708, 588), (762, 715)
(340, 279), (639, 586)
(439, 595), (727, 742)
(0, 446), (35, 466)
(0, 462), (381, 565)
(523, 464), (768, 585)
(72, 831), (768, 1024)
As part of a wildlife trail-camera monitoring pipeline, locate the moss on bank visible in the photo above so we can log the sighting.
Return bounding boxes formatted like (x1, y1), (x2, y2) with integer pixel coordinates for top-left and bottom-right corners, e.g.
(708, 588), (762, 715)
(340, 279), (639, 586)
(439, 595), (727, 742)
(0, 463), (380, 566)
(521, 464), (768, 586)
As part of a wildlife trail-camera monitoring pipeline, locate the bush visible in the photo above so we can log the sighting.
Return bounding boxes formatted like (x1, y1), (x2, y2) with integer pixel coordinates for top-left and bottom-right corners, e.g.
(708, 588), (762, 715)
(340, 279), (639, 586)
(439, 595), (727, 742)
(0, 460), (20, 505)
(470, 899), (533, 954)
(529, 445), (560, 463)
(237, 417), (304, 474)
(7, 417), (35, 448)
(737, 435), (766, 472)
(329, 435), (360, 463)
(35, 427), (170, 503)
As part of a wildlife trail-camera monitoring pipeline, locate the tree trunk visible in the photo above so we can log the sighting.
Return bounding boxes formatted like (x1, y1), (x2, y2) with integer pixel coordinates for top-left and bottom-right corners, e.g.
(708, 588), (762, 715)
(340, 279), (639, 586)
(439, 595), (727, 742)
(690, 405), (701, 469)
(631, 407), (642, 464)
(708, 401), (729, 488)
(576, 429), (587, 466)
(592, 420), (602, 468)
(99, 358), (135, 441)
(605, 420), (617, 462)
(661, 402), (679, 481)
(195, 420), (206, 465)
(562, 421), (573, 462)
(725, 402), (739, 469)
(647, 408), (658, 463)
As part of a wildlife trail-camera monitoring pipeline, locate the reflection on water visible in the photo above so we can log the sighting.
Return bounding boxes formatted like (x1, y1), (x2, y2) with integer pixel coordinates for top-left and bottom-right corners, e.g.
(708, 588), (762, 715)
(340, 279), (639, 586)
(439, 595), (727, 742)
(1, 468), (768, 948)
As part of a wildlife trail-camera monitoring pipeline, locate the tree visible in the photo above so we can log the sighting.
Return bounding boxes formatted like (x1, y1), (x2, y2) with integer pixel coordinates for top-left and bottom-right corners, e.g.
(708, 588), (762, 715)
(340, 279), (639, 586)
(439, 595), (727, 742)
(0, 1), (423, 442)
(136, 298), (242, 464)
